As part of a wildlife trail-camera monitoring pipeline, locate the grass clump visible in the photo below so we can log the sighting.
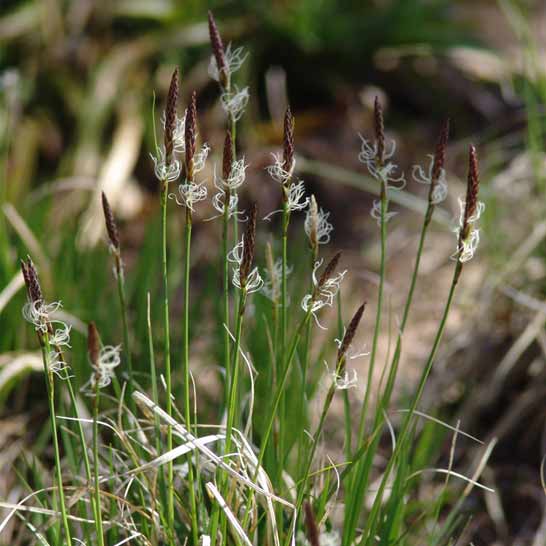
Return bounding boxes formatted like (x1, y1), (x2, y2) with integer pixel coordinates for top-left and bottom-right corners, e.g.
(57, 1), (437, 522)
(2, 10), (494, 546)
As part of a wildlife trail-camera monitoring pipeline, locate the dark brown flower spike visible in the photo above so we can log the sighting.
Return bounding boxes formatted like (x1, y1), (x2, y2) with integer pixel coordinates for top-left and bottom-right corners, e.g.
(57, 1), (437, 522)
(304, 502), (320, 546)
(337, 302), (366, 364)
(208, 11), (228, 87)
(282, 106), (295, 178)
(240, 203), (257, 288)
(317, 251), (341, 291)
(461, 145), (480, 242)
(101, 192), (120, 251)
(87, 322), (100, 367)
(164, 68), (179, 165)
(22, 257), (43, 304)
(374, 96), (385, 166)
(185, 91), (197, 181)
(222, 130), (233, 182)
(431, 118), (450, 188)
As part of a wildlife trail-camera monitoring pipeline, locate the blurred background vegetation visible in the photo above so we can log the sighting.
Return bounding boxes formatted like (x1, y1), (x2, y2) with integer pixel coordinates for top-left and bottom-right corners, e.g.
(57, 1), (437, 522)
(1, 1), (546, 544)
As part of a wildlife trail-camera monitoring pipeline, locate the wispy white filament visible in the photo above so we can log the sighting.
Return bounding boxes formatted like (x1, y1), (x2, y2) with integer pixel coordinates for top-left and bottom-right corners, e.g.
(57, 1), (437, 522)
(228, 238), (264, 294)
(358, 135), (405, 226)
(412, 155), (448, 205)
(301, 259), (347, 329)
(266, 152), (295, 185)
(171, 182), (208, 211)
(150, 146), (181, 183)
(221, 86), (250, 121)
(304, 200), (333, 246)
(208, 43), (248, 82)
(452, 197), (485, 263)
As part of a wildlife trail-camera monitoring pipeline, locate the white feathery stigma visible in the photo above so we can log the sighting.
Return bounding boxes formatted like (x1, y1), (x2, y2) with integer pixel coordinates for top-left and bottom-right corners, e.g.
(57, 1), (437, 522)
(151, 145), (181, 183)
(228, 238), (264, 294)
(452, 197), (485, 263)
(221, 86), (250, 121)
(301, 259), (347, 329)
(305, 197), (333, 246)
(358, 134), (405, 226)
(412, 154), (448, 205)
(208, 43), (248, 83)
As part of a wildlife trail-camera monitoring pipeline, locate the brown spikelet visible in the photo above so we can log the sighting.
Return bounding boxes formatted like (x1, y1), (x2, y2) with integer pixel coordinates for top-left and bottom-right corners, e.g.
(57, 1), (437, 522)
(304, 502), (320, 546)
(20, 259), (30, 298)
(317, 251), (341, 290)
(240, 203), (257, 288)
(185, 91), (197, 181)
(374, 96), (385, 165)
(24, 257), (43, 304)
(282, 106), (295, 177)
(164, 68), (179, 165)
(222, 130), (233, 181)
(87, 322), (100, 367)
(101, 192), (120, 250)
(308, 195), (319, 252)
(431, 118), (450, 187)
(461, 145), (480, 241)
(337, 302), (366, 364)
(208, 11), (228, 86)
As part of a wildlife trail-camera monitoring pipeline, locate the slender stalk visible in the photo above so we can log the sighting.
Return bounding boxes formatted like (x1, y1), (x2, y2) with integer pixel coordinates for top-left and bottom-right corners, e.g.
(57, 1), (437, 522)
(183, 206), (199, 545)
(92, 380), (105, 546)
(356, 180), (387, 441)
(222, 192), (231, 407)
(224, 289), (247, 459)
(160, 179), (175, 538)
(360, 262), (462, 544)
(115, 256), (133, 393)
(278, 200), (289, 476)
(40, 337), (72, 545)
(343, 181), (387, 546)
(242, 309), (312, 533)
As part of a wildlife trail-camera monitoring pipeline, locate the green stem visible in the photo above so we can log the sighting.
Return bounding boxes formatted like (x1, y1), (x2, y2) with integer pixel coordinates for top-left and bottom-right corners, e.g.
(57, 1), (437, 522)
(222, 192), (231, 409)
(92, 381), (105, 546)
(278, 199), (289, 478)
(160, 180), (174, 539)
(40, 338), (72, 545)
(183, 207), (199, 545)
(242, 309), (312, 533)
(288, 356), (346, 546)
(343, 180), (387, 546)
(356, 181), (387, 442)
(359, 261), (462, 544)
(115, 255), (133, 402)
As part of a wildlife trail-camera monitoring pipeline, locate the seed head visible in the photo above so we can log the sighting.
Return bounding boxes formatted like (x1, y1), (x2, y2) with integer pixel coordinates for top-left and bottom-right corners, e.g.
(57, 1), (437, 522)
(240, 203), (257, 288)
(101, 192), (120, 250)
(164, 68), (179, 165)
(304, 502), (320, 546)
(374, 96), (385, 165)
(208, 11), (228, 87)
(185, 91), (197, 181)
(318, 251), (341, 290)
(87, 322), (100, 367)
(307, 195), (319, 252)
(461, 145), (480, 241)
(282, 106), (295, 178)
(222, 130), (233, 182)
(22, 257), (43, 304)
(431, 118), (450, 187)
(337, 302), (366, 364)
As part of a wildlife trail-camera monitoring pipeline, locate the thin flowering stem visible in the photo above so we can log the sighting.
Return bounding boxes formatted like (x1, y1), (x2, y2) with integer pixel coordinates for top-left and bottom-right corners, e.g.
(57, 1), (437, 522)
(101, 193), (133, 406)
(287, 306), (365, 546)
(88, 323), (105, 546)
(381, 120), (450, 415)
(182, 204), (200, 546)
(21, 259), (72, 544)
(41, 334), (73, 545)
